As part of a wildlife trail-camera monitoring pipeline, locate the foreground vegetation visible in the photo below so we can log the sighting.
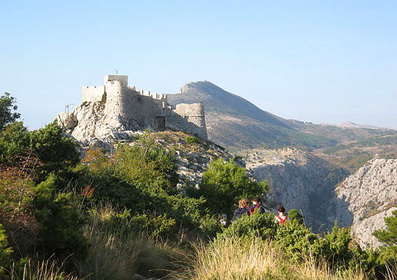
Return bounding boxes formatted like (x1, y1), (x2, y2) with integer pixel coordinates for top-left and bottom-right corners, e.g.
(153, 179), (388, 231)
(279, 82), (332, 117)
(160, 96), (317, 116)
(1, 92), (397, 279)
(180, 236), (366, 280)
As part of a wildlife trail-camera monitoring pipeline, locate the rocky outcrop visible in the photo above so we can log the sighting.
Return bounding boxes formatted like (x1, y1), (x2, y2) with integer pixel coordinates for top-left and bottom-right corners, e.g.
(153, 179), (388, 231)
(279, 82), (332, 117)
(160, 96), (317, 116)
(56, 101), (132, 146)
(330, 158), (397, 248)
(247, 148), (348, 232)
(56, 75), (208, 146)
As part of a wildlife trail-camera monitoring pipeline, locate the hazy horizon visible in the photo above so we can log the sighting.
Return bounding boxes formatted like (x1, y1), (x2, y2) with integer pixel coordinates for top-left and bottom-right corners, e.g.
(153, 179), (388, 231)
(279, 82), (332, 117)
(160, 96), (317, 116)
(1, 1), (396, 130)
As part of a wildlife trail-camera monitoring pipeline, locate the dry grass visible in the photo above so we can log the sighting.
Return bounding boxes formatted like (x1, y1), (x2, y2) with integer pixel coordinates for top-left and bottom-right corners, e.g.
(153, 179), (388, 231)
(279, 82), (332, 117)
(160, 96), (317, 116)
(8, 258), (80, 280)
(176, 236), (367, 280)
(75, 202), (178, 280)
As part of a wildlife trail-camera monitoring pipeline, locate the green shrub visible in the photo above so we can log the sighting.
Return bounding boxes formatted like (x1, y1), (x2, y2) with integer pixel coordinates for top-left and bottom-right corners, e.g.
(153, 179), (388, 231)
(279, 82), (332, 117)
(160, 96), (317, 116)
(198, 214), (223, 238)
(0, 122), (29, 162)
(129, 214), (177, 239)
(198, 157), (268, 217)
(1, 121), (81, 180)
(34, 175), (88, 259)
(113, 133), (178, 193)
(221, 212), (277, 240)
(77, 134), (211, 238)
(373, 210), (397, 270)
(0, 223), (13, 275)
(275, 220), (361, 270)
(373, 210), (397, 247)
(186, 135), (200, 144)
(320, 223), (353, 267)
(288, 209), (304, 225)
(30, 122), (80, 177)
(0, 168), (38, 257)
(274, 219), (320, 261)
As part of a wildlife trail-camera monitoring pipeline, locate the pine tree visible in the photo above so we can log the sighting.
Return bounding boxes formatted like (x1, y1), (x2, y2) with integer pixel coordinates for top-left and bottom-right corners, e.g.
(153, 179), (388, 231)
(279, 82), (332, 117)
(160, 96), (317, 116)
(373, 210), (397, 247)
(0, 92), (20, 131)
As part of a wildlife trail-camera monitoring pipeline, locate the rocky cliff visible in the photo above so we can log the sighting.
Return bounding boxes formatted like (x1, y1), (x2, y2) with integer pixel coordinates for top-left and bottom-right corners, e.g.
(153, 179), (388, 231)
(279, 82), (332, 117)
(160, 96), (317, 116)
(246, 150), (397, 247)
(246, 148), (348, 232)
(329, 158), (397, 248)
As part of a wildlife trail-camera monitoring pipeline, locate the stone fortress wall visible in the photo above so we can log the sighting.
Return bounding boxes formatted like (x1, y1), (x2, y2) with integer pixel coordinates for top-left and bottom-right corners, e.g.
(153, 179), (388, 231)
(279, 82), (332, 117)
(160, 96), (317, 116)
(81, 75), (207, 139)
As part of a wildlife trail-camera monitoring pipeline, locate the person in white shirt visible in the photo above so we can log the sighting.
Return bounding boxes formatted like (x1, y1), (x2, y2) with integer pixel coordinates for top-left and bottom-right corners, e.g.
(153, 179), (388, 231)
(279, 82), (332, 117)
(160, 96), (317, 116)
(275, 206), (289, 225)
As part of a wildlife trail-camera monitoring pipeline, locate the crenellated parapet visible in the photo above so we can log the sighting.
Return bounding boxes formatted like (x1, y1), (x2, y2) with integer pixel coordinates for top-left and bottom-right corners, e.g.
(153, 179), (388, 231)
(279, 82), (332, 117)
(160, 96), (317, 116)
(82, 75), (167, 104)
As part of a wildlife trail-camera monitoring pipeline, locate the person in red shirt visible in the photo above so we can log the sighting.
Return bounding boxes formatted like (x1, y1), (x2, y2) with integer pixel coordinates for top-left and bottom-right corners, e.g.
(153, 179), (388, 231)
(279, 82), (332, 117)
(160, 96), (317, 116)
(249, 196), (266, 214)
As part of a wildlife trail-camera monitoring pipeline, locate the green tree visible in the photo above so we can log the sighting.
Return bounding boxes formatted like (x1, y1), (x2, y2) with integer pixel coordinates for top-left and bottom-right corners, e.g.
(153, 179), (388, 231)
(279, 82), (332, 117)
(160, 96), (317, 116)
(373, 210), (397, 247)
(0, 122), (30, 162)
(0, 92), (20, 131)
(320, 223), (353, 268)
(288, 209), (304, 225)
(373, 210), (397, 266)
(34, 174), (87, 259)
(30, 122), (80, 176)
(198, 157), (268, 217)
(112, 132), (178, 192)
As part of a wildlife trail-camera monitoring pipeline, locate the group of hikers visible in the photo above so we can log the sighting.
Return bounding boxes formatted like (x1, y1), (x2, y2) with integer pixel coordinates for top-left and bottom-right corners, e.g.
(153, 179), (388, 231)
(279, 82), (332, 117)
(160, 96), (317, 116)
(230, 196), (289, 224)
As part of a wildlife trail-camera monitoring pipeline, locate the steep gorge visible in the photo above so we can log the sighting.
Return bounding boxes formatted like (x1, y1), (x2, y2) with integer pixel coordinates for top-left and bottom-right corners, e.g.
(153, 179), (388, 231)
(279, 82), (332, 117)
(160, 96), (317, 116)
(245, 148), (348, 232)
(246, 149), (397, 247)
(329, 158), (397, 248)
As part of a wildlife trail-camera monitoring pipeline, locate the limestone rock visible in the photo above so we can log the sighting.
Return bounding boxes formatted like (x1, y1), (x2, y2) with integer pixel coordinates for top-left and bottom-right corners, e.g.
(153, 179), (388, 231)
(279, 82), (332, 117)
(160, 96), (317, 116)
(330, 158), (397, 248)
(247, 148), (348, 232)
(56, 112), (77, 130)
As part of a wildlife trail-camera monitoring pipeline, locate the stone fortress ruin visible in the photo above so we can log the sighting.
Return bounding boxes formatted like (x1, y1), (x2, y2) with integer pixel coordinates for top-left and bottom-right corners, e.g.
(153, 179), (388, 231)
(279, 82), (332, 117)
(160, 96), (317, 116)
(57, 75), (207, 144)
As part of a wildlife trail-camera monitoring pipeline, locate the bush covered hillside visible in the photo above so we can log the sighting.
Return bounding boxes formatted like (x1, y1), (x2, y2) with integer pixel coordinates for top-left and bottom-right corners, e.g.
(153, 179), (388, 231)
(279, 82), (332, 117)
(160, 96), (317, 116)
(1, 92), (397, 280)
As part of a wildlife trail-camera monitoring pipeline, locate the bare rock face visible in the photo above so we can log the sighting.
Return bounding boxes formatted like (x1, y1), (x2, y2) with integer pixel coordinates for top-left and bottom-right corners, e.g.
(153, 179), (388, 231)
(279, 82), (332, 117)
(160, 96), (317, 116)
(247, 148), (348, 232)
(56, 102), (128, 146)
(330, 158), (397, 248)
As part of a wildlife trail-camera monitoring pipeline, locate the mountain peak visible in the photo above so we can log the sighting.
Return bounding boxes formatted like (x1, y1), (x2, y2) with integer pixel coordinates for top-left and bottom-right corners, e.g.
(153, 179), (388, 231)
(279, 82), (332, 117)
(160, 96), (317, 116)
(179, 81), (231, 98)
(172, 81), (289, 126)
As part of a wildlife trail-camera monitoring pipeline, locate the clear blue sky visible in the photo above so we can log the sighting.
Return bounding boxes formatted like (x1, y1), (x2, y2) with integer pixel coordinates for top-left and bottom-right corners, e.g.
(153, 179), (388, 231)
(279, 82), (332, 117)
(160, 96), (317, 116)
(1, 0), (396, 129)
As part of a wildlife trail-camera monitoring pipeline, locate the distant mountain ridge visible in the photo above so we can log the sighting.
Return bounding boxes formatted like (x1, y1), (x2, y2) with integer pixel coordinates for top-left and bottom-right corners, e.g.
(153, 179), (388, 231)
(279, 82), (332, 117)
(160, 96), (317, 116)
(168, 81), (397, 170)
(178, 82), (291, 128)
(168, 81), (334, 150)
(337, 121), (381, 130)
